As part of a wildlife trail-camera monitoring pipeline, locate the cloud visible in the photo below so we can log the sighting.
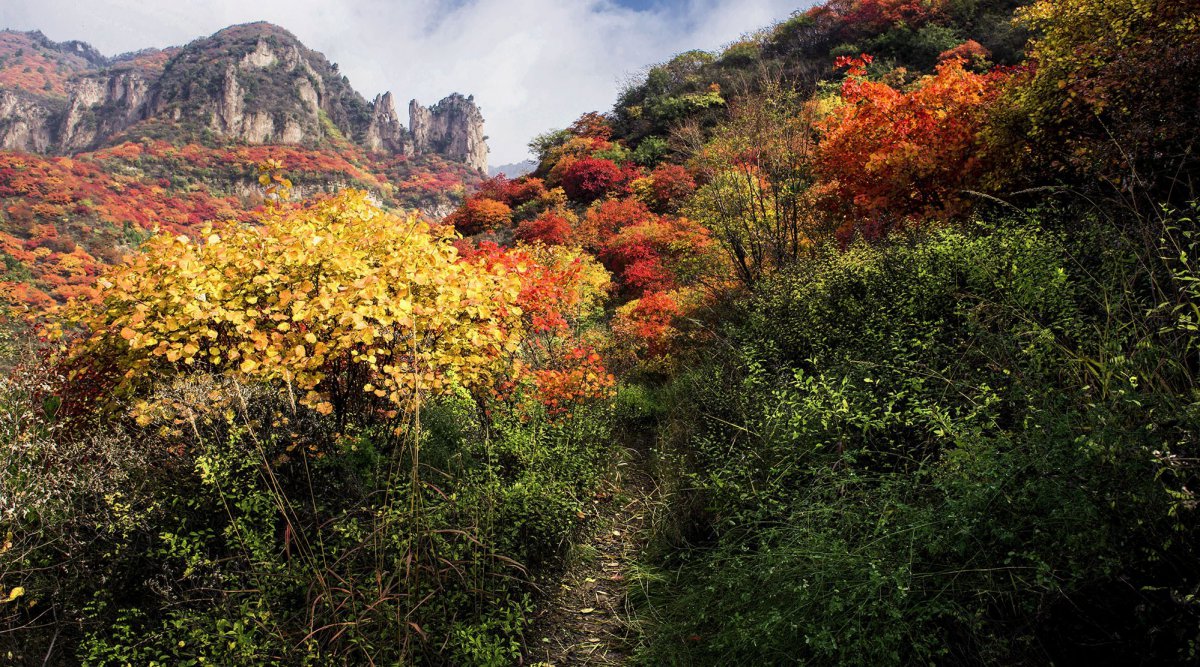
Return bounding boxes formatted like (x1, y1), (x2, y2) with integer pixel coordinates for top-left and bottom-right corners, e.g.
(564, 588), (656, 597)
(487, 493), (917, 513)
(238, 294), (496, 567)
(0, 0), (810, 163)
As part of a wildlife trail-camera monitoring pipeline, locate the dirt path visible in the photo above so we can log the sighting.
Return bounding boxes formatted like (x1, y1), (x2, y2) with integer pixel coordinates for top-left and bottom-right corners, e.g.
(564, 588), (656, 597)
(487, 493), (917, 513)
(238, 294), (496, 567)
(525, 444), (656, 666)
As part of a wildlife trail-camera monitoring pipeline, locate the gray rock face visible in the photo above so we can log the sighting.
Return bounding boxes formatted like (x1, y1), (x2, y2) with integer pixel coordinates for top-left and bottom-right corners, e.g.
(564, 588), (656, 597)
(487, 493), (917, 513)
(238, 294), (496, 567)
(60, 70), (151, 152)
(364, 92), (488, 172)
(0, 24), (489, 171)
(365, 92), (413, 154)
(0, 90), (57, 152)
(409, 94), (488, 173)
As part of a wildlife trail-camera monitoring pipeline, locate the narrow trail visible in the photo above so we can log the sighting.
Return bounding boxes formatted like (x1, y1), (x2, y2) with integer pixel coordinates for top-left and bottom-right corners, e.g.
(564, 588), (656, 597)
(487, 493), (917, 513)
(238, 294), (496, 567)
(525, 444), (657, 666)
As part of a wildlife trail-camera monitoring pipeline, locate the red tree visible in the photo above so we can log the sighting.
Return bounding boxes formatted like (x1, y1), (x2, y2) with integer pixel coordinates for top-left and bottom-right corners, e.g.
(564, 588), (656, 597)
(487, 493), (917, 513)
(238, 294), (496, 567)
(561, 157), (626, 203)
(515, 210), (573, 246)
(817, 57), (1008, 236)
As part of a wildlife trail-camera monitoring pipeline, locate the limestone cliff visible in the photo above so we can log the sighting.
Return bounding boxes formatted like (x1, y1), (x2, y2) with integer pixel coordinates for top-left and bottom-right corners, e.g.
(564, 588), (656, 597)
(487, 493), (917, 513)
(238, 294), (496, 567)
(409, 94), (488, 173)
(0, 24), (489, 171)
(0, 89), (57, 151)
(59, 69), (152, 152)
(364, 92), (413, 154)
(145, 23), (368, 147)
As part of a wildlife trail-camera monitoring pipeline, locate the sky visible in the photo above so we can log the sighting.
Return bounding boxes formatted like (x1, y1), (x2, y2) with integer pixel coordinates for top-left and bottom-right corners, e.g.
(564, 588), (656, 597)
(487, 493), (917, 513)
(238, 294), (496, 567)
(0, 0), (812, 164)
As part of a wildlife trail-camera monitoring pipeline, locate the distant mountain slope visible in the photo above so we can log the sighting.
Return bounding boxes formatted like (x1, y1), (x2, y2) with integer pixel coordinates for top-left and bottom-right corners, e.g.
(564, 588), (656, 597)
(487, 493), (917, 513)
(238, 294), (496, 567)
(0, 29), (104, 97)
(0, 23), (489, 172)
(0, 22), (492, 309)
(489, 159), (536, 178)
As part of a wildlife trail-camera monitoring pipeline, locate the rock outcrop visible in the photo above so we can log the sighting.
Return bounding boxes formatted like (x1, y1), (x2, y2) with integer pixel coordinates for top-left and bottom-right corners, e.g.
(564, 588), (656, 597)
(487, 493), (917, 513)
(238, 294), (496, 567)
(59, 69), (152, 152)
(0, 90), (57, 151)
(410, 94), (488, 173)
(364, 92), (413, 154)
(0, 24), (489, 171)
(146, 24), (365, 148)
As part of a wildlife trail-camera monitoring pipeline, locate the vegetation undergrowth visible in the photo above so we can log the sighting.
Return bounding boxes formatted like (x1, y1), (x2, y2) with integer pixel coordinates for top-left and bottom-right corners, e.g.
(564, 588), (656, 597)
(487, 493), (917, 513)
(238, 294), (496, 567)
(629, 214), (1200, 664)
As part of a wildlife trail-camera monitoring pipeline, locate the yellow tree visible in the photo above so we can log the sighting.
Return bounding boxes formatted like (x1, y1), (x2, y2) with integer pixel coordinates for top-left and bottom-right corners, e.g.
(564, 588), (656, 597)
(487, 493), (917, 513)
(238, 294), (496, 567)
(1006, 0), (1200, 199)
(67, 182), (524, 425)
(686, 83), (823, 286)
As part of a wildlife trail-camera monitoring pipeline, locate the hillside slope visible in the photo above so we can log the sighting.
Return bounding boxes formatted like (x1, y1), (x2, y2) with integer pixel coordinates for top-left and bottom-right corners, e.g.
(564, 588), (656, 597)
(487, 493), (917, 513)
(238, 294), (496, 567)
(0, 23), (493, 308)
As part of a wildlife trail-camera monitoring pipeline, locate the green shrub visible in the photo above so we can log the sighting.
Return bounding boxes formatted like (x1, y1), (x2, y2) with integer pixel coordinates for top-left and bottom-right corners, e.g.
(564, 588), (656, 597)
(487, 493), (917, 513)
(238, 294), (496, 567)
(631, 136), (669, 168)
(635, 219), (1200, 664)
(2, 369), (614, 663)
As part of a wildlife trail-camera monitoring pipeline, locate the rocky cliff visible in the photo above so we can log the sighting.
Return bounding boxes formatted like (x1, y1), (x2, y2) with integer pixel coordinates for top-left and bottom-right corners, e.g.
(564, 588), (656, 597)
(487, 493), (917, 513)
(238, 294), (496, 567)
(364, 92), (413, 154)
(0, 88), (57, 151)
(410, 94), (488, 173)
(59, 69), (152, 152)
(0, 24), (488, 171)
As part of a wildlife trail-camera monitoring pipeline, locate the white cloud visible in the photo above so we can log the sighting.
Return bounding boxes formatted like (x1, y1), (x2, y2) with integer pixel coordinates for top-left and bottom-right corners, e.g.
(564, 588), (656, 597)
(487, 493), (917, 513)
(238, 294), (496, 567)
(0, 0), (811, 163)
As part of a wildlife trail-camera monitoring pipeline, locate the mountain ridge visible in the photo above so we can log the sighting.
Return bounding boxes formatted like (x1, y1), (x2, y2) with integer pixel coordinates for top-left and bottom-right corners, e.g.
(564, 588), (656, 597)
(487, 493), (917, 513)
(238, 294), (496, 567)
(0, 23), (488, 171)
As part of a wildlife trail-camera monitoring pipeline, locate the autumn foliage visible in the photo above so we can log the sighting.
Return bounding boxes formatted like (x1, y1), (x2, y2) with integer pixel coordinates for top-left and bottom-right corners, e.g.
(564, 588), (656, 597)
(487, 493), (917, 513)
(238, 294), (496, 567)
(818, 56), (1008, 233)
(0, 140), (481, 308)
(1008, 0), (1200, 194)
(560, 157), (627, 203)
(446, 196), (513, 235)
(515, 210), (574, 246)
(808, 0), (949, 38)
(531, 346), (616, 418)
(66, 186), (524, 421)
(6, 2), (1200, 663)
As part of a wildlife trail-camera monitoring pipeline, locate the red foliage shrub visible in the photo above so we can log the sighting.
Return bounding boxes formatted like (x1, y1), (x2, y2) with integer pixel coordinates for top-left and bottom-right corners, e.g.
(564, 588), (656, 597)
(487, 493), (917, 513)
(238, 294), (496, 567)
(458, 241), (607, 334)
(817, 57), (1008, 236)
(620, 258), (675, 295)
(810, 0), (949, 38)
(612, 290), (682, 357)
(509, 177), (549, 205)
(446, 197), (513, 235)
(515, 210), (573, 246)
(474, 175), (517, 204)
(568, 112), (614, 141)
(648, 164), (696, 210)
(561, 157), (625, 203)
(600, 214), (712, 296)
(939, 40), (991, 68)
(578, 198), (653, 250)
(532, 346), (616, 418)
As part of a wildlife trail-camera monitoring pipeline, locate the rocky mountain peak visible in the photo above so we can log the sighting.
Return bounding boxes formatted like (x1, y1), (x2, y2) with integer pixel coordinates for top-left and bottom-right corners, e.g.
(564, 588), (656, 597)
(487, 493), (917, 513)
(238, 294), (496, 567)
(365, 91), (412, 154)
(410, 93), (488, 172)
(0, 23), (489, 171)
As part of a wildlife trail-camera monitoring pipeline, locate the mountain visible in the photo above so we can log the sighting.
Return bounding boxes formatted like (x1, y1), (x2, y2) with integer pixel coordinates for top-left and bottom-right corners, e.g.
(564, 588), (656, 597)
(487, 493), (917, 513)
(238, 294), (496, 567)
(0, 23), (488, 171)
(488, 159), (536, 178)
(0, 23), (491, 308)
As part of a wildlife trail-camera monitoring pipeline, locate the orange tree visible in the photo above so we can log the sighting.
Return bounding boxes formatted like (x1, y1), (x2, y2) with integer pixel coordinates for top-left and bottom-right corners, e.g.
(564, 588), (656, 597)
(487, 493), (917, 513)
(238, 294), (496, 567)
(63, 184), (524, 425)
(817, 55), (1008, 237)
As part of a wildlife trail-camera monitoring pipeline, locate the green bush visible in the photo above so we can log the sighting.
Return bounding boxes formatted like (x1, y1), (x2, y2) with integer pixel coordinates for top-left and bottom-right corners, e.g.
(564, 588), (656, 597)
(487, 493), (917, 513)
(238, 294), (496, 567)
(634, 219), (1200, 664)
(2, 374), (614, 664)
(631, 136), (669, 168)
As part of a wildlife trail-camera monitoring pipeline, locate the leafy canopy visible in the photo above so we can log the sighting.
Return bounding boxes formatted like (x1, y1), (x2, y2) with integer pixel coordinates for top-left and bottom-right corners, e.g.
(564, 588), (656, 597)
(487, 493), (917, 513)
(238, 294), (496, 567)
(69, 184), (524, 417)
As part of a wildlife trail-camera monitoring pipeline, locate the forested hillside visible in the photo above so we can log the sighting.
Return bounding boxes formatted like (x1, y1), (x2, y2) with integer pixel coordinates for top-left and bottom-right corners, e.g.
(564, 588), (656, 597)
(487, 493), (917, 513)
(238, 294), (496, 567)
(0, 23), (486, 308)
(3, 0), (1199, 664)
